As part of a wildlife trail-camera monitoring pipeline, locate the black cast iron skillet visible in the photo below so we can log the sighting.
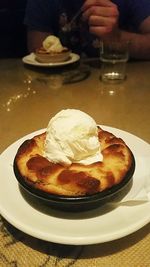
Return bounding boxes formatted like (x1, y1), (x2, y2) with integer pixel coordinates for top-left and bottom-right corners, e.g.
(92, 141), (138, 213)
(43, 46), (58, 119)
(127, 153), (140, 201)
(13, 152), (135, 212)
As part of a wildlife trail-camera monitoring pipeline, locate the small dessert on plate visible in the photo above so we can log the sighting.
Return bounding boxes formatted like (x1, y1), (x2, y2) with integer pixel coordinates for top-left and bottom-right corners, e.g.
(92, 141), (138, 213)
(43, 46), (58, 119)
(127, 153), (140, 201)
(35, 35), (71, 63)
(14, 109), (135, 206)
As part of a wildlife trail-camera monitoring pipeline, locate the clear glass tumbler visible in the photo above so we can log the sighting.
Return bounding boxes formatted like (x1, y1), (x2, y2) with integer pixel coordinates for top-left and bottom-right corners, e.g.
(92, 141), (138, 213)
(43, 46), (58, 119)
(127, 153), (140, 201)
(100, 40), (129, 83)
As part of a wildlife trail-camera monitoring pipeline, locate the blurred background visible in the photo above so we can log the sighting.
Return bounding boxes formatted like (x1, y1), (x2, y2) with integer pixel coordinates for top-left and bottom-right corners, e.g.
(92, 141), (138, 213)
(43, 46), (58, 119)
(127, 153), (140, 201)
(0, 0), (27, 58)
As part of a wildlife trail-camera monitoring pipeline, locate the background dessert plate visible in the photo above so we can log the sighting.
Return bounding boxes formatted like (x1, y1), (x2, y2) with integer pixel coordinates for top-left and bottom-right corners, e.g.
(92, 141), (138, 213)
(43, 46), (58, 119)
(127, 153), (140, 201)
(22, 52), (80, 67)
(0, 126), (150, 245)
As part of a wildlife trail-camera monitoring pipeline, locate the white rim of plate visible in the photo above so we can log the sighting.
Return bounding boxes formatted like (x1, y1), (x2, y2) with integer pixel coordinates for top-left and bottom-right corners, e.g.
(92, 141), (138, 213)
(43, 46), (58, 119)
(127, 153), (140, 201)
(22, 52), (80, 67)
(0, 126), (150, 245)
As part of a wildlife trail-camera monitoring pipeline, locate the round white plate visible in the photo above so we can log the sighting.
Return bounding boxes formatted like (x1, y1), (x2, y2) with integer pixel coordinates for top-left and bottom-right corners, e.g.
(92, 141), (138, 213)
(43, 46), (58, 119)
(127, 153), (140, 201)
(22, 52), (80, 67)
(0, 126), (150, 245)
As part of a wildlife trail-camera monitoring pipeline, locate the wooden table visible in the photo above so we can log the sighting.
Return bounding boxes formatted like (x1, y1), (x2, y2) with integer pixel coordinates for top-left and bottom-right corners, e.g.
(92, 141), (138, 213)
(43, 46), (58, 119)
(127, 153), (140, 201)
(0, 58), (150, 267)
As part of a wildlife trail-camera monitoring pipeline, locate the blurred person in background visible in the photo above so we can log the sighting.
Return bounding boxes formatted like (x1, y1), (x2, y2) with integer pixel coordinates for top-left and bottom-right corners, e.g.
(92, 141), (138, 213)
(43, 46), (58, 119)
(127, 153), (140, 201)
(24, 0), (150, 59)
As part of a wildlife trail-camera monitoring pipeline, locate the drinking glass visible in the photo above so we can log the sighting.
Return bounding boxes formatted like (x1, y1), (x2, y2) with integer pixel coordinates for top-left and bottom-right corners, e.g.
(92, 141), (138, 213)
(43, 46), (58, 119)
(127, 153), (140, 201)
(100, 40), (129, 83)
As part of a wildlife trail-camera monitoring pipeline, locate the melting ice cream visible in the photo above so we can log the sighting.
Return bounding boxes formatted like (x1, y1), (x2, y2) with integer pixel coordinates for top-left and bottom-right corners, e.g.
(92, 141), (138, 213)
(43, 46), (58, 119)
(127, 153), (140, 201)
(44, 109), (103, 166)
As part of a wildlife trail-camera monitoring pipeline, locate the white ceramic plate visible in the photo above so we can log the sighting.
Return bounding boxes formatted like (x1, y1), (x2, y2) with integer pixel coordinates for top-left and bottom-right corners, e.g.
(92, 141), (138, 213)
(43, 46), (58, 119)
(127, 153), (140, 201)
(0, 126), (150, 245)
(22, 52), (80, 67)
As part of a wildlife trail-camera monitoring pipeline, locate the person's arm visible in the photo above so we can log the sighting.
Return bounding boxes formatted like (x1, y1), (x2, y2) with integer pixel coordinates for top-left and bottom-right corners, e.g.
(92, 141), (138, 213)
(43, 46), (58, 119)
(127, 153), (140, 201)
(82, 0), (150, 59)
(27, 30), (52, 53)
(119, 17), (150, 60)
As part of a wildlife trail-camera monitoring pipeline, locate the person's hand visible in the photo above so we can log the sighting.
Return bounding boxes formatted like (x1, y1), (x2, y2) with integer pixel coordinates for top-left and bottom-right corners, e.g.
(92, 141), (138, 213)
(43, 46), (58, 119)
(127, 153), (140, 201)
(82, 0), (119, 37)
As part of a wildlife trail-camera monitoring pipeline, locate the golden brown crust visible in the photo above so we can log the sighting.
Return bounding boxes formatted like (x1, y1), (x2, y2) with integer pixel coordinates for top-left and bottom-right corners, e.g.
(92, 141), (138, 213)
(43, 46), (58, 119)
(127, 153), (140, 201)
(14, 127), (134, 196)
(35, 47), (71, 63)
(36, 46), (69, 54)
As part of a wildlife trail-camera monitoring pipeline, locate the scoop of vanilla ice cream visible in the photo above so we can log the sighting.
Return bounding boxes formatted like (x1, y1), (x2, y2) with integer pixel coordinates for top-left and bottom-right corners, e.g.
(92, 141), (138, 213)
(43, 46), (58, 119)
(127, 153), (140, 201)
(43, 35), (64, 53)
(44, 109), (103, 166)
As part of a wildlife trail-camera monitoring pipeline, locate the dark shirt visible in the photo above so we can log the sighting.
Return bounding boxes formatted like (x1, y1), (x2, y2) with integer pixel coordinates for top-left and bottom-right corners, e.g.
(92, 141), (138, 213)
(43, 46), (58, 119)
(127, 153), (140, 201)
(24, 0), (150, 56)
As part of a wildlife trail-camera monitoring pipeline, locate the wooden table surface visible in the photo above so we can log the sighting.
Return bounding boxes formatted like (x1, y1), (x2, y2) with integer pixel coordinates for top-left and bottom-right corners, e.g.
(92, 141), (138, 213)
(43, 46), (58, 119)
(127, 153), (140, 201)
(0, 58), (150, 267)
